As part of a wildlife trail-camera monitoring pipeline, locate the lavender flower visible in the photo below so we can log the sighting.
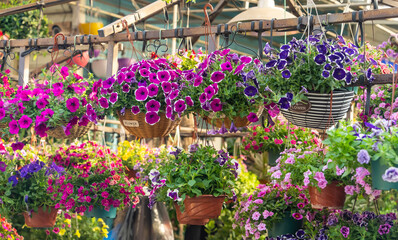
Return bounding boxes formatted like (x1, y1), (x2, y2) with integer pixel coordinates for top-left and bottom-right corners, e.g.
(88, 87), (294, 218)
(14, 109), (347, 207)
(340, 226), (350, 238)
(382, 167), (398, 182)
(357, 149), (370, 164)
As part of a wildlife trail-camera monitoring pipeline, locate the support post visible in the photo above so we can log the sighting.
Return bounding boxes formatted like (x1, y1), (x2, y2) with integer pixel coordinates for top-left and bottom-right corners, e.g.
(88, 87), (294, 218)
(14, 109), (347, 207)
(106, 40), (118, 79)
(18, 47), (30, 87)
(171, 4), (179, 55)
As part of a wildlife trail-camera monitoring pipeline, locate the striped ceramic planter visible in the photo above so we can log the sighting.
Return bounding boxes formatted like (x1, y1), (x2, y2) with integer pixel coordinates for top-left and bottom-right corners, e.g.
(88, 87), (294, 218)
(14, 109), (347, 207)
(281, 90), (355, 130)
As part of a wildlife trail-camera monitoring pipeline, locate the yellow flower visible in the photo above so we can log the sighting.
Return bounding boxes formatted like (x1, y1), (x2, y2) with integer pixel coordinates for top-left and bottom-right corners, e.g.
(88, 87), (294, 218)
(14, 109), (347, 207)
(101, 228), (109, 237)
(59, 229), (66, 236)
(93, 227), (100, 232)
(97, 218), (105, 224)
(64, 219), (71, 225)
(77, 215), (82, 220)
(75, 230), (81, 238)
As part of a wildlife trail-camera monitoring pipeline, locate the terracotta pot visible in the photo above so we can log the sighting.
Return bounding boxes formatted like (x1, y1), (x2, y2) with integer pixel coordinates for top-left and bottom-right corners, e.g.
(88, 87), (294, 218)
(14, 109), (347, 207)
(174, 195), (225, 225)
(309, 182), (346, 209)
(22, 207), (57, 228)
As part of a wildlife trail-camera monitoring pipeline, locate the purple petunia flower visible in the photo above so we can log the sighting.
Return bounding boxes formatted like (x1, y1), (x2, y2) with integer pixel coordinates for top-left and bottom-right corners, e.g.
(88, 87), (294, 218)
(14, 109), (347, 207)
(35, 122), (49, 137)
(161, 82), (172, 93)
(166, 105), (173, 119)
(218, 123), (228, 134)
(332, 68), (346, 80)
(282, 70), (291, 79)
(317, 44), (328, 54)
(174, 99), (187, 113)
(382, 167), (398, 183)
(145, 111), (160, 125)
(322, 71), (330, 78)
(244, 86), (258, 97)
(109, 92), (118, 104)
(122, 84), (130, 93)
(185, 96), (194, 107)
(340, 226), (350, 238)
(324, 63), (332, 71)
(193, 76), (203, 87)
(169, 89), (179, 100)
(279, 50), (289, 59)
(9, 120), (19, 134)
(66, 97), (80, 113)
(0, 161), (6, 172)
(266, 60), (277, 68)
(199, 92), (207, 104)
(378, 223), (391, 235)
(148, 84), (159, 98)
(314, 54), (326, 65)
(99, 97), (109, 109)
(167, 189), (181, 201)
(102, 77), (116, 89)
(205, 85), (216, 99)
(220, 62), (233, 72)
(11, 142), (24, 151)
(229, 121), (238, 133)
(247, 112), (258, 123)
(263, 42), (272, 54)
(145, 99), (161, 112)
(0, 108), (5, 120)
(210, 71), (225, 83)
(277, 60), (287, 70)
(135, 87), (149, 101)
(19, 115), (32, 129)
(157, 70), (171, 82)
(131, 106), (140, 115)
(210, 98), (222, 112)
(345, 72), (353, 84)
(279, 97), (291, 109)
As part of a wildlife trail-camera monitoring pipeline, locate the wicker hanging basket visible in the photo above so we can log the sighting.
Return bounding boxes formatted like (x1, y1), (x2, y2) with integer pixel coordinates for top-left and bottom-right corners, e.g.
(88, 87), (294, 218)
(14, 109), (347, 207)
(204, 107), (264, 128)
(22, 207), (58, 228)
(281, 90), (354, 130)
(117, 111), (180, 139)
(174, 195), (225, 225)
(47, 122), (93, 139)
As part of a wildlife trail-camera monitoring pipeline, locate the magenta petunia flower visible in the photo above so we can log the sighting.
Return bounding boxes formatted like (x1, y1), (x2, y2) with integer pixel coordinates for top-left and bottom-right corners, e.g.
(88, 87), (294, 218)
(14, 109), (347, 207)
(240, 56), (252, 64)
(169, 89), (179, 100)
(63, 123), (73, 136)
(148, 84), (159, 98)
(135, 87), (149, 101)
(35, 122), (49, 137)
(205, 85), (216, 99)
(149, 73), (160, 84)
(19, 115), (32, 129)
(212, 83), (219, 94)
(166, 105), (173, 119)
(121, 83), (130, 93)
(247, 112), (258, 122)
(53, 82), (63, 89)
(117, 72), (126, 85)
(99, 97), (109, 109)
(81, 98), (88, 107)
(36, 98), (49, 109)
(210, 98), (222, 112)
(145, 111), (160, 125)
(11, 142), (24, 151)
(174, 99), (187, 113)
(220, 62), (233, 72)
(185, 96), (194, 107)
(292, 213), (303, 220)
(9, 120), (19, 134)
(60, 66), (69, 78)
(161, 82), (172, 93)
(145, 99), (161, 112)
(0, 108), (5, 120)
(234, 64), (245, 75)
(199, 92), (207, 104)
(193, 76), (203, 87)
(210, 71), (225, 83)
(66, 97), (80, 112)
(109, 92), (118, 104)
(131, 106), (140, 115)
(139, 68), (150, 77)
(78, 115), (89, 126)
(157, 70), (171, 82)
(102, 77), (116, 89)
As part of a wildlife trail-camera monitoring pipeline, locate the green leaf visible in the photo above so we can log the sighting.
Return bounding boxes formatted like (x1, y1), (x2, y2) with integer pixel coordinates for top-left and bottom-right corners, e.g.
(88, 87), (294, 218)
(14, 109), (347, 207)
(188, 179), (196, 187)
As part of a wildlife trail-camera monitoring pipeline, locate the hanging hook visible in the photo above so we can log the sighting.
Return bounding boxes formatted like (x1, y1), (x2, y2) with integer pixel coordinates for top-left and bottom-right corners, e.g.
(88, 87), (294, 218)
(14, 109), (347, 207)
(88, 34), (95, 58)
(203, 3), (213, 27)
(352, 11), (365, 48)
(142, 31), (147, 53)
(176, 28), (186, 56)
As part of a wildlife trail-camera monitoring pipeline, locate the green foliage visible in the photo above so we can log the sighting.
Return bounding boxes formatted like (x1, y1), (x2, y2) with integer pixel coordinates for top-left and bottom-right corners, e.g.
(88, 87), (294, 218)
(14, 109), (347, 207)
(0, 1), (49, 39)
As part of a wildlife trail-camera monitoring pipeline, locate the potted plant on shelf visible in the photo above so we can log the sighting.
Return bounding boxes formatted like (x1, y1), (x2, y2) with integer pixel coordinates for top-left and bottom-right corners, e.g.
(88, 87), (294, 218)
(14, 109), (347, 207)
(263, 35), (360, 129)
(148, 144), (240, 225)
(184, 49), (266, 130)
(49, 141), (143, 228)
(241, 118), (321, 168)
(234, 183), (311, 238)
(0, 65), (100, 140)
(93, 58), (188, 138)
(0, 149), (64, 228)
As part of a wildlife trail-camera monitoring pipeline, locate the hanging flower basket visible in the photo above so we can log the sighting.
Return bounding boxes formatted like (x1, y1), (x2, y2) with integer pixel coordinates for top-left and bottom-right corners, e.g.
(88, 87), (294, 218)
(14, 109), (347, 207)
(371, 159), (398, 190)
(117, 111), (180, 139)
(174, 195), (225, 225)
(204, 107), (264, 129)
(281, 90), (354, 129)
(268, 212), (303, 238)
(308, 181), (346, 209)
(22, 207), (57, 228)
(47, 122), (93, 140)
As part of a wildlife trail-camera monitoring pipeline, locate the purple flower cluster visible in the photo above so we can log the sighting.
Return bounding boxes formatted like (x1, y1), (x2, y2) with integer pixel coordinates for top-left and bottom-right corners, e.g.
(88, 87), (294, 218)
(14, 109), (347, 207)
(94, 58), (188, 125)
